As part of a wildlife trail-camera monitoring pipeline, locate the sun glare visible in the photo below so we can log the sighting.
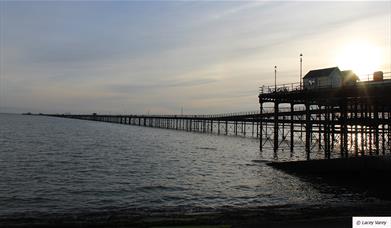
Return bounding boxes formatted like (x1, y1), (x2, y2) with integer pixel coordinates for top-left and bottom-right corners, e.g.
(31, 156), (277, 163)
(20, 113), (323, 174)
(336, 41), (381, 80)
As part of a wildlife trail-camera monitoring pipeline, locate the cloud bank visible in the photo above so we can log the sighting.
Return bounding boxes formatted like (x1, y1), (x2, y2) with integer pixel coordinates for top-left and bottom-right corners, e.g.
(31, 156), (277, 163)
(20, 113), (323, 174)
(1, 1), (390, 114)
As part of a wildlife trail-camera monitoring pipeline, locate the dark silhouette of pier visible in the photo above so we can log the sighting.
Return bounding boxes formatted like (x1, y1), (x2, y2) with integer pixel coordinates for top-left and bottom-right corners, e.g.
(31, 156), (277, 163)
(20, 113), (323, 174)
(259, 77), (391, 160)
(44, 72), (391, 160)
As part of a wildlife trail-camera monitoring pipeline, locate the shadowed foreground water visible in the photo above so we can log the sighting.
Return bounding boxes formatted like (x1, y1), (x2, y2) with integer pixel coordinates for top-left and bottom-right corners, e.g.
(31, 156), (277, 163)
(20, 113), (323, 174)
(0, 114), (380, 220)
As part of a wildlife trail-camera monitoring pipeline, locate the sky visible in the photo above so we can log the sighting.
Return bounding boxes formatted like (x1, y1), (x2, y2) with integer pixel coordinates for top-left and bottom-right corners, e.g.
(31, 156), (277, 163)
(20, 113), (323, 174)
(1, 1), (390, 114)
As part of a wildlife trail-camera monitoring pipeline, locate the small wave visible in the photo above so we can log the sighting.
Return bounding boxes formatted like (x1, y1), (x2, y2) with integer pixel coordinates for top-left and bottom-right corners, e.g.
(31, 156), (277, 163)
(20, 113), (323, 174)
(195, 147), (217, 151)
(251, 159), (270, 163)
(233, 185), (252, 190)
(137, 185), (187, 192)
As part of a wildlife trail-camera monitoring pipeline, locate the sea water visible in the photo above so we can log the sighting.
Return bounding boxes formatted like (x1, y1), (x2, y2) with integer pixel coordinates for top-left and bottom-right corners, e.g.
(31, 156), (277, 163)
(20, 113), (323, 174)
(0, 113), (372, 219)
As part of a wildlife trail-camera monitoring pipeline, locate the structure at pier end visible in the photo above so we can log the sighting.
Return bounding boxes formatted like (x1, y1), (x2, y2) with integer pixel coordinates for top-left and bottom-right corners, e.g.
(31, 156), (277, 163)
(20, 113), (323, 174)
(259, 68), (391, 159)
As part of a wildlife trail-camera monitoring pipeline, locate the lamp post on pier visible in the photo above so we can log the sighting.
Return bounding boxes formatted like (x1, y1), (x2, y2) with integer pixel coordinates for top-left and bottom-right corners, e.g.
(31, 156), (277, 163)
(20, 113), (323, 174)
(274, 65), (277, 92)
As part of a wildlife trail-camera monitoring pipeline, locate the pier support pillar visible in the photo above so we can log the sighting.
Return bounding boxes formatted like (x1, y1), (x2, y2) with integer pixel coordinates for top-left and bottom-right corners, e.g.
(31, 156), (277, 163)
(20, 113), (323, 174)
(290, 103), (294, 152)
(324, 105), (331, 159)
(374, 102), (380, 155)
(274, 100), (279, 153)
(354, 101), (359, 156)
(318, 106), (322, 150)
(339, 100), (347, 157)
(305, 101), (311, 160)
(259, 101), (263, 151)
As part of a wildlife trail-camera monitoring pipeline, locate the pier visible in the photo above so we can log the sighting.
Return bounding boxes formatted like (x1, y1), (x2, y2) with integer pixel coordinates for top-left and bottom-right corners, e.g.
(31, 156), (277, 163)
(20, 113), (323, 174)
(259, 76), (391, 159)
(44, 72), (391, 160)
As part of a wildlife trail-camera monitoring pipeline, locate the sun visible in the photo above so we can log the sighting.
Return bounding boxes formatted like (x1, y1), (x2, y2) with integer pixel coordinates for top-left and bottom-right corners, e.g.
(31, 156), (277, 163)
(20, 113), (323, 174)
(336, 41), (381, 80)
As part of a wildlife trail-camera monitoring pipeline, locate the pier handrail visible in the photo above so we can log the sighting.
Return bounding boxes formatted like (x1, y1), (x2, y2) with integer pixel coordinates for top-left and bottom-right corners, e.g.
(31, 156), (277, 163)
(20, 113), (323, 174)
(52, 106), (311, 119)
(358, 71), (391, 82)
(95, 106), (309, 119)
(259, 72), (391, 94)
(259, 82), (302, 94)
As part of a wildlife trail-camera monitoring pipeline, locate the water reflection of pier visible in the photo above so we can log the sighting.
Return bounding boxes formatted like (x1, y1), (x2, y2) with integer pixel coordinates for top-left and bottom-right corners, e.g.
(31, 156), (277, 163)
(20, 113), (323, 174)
(46, 76), (390, 160)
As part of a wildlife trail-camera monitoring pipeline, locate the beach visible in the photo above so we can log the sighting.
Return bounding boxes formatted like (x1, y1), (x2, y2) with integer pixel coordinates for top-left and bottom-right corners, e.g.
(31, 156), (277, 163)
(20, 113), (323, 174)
(2, 202), (391, 227)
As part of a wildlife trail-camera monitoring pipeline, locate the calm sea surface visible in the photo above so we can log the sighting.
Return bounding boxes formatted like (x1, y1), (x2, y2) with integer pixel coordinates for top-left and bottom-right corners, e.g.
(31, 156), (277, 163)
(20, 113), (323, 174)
(0, 113), (377, 218)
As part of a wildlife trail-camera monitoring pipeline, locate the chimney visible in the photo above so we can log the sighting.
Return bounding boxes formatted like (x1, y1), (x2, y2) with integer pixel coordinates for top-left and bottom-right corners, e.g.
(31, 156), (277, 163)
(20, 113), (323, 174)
(373, 71), (383, 81)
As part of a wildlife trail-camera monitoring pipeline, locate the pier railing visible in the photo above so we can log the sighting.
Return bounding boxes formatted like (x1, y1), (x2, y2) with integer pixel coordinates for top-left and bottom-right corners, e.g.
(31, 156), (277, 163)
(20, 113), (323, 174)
(259, 72), (391, 94)
(132, 106), (309, 119)
(359, 71), (391, 82)
(259, 82), (302, 94)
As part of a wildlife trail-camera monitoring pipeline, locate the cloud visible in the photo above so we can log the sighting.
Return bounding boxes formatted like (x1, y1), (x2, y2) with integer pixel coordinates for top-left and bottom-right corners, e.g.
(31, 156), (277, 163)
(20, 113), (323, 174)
(1, 1), (390, 114)
(105, 78), (218, 94)
(208, 1), (272, 21)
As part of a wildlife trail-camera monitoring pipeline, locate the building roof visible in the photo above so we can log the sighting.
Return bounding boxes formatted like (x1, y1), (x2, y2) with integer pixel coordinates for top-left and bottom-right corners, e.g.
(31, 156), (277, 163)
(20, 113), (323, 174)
(303, 67), (339, 79)
(341, 70), (359, 82)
